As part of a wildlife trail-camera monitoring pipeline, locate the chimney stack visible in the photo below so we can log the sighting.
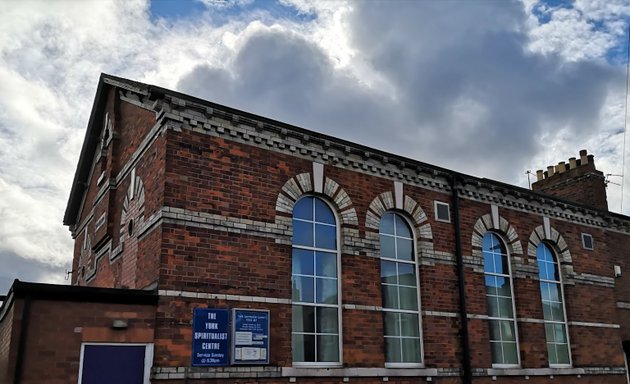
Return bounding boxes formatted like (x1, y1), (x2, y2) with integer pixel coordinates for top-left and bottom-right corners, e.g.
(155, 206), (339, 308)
(531, 149), (608, 211)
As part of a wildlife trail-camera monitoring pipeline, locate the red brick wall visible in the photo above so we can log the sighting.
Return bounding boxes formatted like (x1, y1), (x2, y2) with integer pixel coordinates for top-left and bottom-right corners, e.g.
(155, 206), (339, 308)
(0, 299), (19, 383)
(16, 299), (155, 384)
(65, 89), (630, 382)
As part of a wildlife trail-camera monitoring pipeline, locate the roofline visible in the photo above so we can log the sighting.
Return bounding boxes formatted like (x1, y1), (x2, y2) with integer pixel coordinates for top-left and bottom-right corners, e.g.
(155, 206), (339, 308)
(63, 74), (630, 228)
(0, 279), (157, 322)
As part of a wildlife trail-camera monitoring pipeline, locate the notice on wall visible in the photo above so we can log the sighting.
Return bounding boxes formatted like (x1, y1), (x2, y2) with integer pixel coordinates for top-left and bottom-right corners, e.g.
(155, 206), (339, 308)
(231, 309), (270, 364)
(191, 308), (229, 366)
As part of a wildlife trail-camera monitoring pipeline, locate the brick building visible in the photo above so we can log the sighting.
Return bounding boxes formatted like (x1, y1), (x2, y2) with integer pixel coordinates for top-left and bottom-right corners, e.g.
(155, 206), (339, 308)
(2, 73), (630, 383)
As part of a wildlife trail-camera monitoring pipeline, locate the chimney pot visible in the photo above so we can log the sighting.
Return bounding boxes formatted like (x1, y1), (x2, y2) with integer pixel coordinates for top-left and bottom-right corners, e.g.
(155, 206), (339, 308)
(569, 157), (577, 169)
(536, 170), (544, 181)
(557, 161), (566, 173)
(580, 150), (588, 165)
(587, 154), (595, 167)
(547, 165), (555, 177)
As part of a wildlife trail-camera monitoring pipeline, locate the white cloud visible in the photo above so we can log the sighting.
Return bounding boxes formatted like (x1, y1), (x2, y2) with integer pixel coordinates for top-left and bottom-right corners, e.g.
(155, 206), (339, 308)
(0, 0), (628, 290)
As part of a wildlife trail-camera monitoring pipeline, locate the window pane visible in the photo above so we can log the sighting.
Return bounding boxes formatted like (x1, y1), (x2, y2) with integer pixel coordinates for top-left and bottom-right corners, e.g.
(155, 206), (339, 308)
(497, 254), (509, 275)
(381, 261), (398, 284)
(490, 341), (503, 364)
(385, 337), (402, 363)
(380, 235), (396, 258)
(292, 276), (314, 302)
(293, 220), (313, 247)
(292, 305), (315, 333)
(483, 233), (493, 252)
(556, 343), (570, 364)
(484, 252), (495, 273)
(537, 243), (552, 262)
(486, 296), (499, 318)
(485, 275), (498, 295)
(496, 276), (511, 297)
(395, 215), (412, 238)
(292, 249), (314, 275)
(380, 213), (395, 235)
(382, 285), (399, 309)
(401, 338), (421, 363)
(317, 335), (339, 362)
(549, 301), (564, 322)
(489, 320), (501, 341)
(316, 307), (339, 334)
(503, 341), (518, 364)
(383, 312), (400, 336)
(316, 252), (337, 277)
(315, 224), (336, 249)
(553, 323), (567, 343)
(548, 283), (560, 302)
(500, 320), (516, 342)
(314, 198), (335, 224)
(397, 238), (413, 261)
(399, 286), (418, 310)
(544, 323), (556, 343)
(540, 282), (551, 302)
(547, 343), (558, 365)
(316, 278), (338, 304)
(397, 263), (416, 286)
(292, 333), (315, 362)
(497, 297), (514, 319)
(400, 313), (420, 337)
(293, 198), (313, 221)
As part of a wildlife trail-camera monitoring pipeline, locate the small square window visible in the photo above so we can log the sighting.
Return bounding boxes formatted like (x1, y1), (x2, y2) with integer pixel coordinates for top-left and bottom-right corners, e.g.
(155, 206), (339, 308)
(434, 201), (450, 223)
(581, 233), (593, 250)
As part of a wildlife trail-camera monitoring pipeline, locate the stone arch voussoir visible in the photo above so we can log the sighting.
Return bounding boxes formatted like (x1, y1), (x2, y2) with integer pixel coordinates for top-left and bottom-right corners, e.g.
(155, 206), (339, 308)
(472, 214), (523, 256)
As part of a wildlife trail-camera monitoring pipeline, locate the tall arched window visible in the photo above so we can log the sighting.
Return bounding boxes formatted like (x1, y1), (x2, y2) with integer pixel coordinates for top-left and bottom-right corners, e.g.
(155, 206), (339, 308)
(380, 212), (422, 365)
(291, 196), (340, 364)
(537, 243), (571, 366)
(483, 232), (519, 366)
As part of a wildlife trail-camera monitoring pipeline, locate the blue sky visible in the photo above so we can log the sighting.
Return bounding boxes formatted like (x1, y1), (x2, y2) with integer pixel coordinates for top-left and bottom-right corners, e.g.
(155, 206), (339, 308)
(1, 0), (630, 292)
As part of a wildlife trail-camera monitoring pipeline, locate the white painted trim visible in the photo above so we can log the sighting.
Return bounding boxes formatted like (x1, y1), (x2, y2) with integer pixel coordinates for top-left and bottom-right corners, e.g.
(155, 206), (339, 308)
(313, 162), (324, 193)
(433, 201), (451, 223)
(543, 217), (551, 239)
(487, 367), (585, 376)
(581, 233), (594, 250)
(394, 181), (403, 209)
(281, 367), (437, 377)
(491, 205), (499, 229)
(567, 321), (620, 329)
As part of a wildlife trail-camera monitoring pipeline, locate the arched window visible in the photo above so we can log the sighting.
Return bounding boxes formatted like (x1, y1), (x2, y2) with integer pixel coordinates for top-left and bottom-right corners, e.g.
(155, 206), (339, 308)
(537, 243), (571, 366)
(483, 232), (519, 366)
(380, 212), (422, 365)
(291, 196), (340, 364)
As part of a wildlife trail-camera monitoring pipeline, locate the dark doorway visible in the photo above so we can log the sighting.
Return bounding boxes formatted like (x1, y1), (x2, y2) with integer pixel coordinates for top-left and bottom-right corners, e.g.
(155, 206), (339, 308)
(80, 344), (147, 384)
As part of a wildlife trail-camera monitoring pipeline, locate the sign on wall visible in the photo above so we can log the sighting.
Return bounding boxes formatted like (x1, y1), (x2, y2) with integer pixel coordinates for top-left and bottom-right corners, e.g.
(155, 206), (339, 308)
(191, 308), (229, 366)
(232, 309), (270, 364)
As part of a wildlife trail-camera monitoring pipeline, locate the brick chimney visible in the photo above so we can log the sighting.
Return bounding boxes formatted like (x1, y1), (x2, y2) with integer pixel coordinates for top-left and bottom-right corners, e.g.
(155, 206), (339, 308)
(532, 149), (608, 211)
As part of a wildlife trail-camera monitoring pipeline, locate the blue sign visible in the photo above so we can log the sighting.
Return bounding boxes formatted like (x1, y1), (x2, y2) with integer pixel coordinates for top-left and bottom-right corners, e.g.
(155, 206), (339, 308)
(192, 308), (229, 366)
(232, 309), (270, 364)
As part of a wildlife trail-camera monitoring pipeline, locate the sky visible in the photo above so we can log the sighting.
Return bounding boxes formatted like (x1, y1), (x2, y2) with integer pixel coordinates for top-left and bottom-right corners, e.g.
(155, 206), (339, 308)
(1, 0), (630, 293)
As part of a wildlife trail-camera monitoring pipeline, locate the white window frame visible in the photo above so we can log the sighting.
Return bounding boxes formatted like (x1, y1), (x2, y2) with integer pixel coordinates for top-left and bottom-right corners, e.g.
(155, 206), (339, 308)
(433, 201), (451, 223)
(380, 211), (424, 368)
(483, 232), (521, 368)
(77, 342), (154, 384)
(581, 233), (593, 250)
(537, 242), (572, 368)
(291, 195), (343, 368)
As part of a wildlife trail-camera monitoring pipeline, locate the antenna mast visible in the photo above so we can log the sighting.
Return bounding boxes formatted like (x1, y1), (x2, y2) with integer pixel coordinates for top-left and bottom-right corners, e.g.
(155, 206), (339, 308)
(622, 25), (630, 212)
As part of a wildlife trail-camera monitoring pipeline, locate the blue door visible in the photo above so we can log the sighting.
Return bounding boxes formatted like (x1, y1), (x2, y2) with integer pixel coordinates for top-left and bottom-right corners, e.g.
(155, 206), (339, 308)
(81, 345), (146, 384)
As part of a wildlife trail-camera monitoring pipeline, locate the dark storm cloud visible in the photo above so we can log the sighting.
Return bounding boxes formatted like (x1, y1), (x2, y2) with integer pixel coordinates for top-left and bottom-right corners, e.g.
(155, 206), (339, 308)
(0, 250), (69, 294)
(178, 1), (619, 182)
(349, 1), (616, 176)
(178, 30), (395, 146)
